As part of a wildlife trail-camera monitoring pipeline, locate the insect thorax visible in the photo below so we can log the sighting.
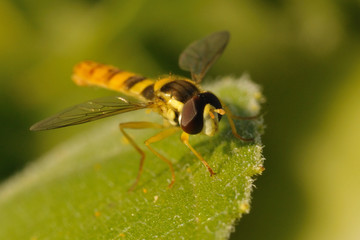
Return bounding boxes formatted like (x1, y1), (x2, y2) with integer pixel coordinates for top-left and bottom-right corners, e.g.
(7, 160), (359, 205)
(153, 78), (200, 126)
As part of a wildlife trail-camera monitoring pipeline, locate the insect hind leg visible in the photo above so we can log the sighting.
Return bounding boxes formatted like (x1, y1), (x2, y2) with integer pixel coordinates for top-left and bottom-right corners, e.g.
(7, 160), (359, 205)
(144, 127), (180, 188)
(119, 122), (179, 191)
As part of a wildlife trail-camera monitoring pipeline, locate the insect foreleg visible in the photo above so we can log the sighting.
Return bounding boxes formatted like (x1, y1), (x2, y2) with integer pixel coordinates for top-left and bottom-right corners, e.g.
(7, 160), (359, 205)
(229, 113), (259, 120)
(180, 132), (215, 176)
(222, 104), (254, 142)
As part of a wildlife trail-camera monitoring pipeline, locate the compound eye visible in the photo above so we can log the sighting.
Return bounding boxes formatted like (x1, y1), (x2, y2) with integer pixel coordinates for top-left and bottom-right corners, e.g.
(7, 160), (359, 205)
(181, 95), (204, 134)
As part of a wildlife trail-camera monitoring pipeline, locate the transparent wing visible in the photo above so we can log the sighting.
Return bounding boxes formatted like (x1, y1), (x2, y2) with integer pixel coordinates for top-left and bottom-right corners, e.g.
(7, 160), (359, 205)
(178, 30), (230, 83)
(30, 96), (151, 131)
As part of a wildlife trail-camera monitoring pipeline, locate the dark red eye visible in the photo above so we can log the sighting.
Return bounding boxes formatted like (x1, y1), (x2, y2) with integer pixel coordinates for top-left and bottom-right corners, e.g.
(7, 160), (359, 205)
(181, 95), (204, 134)
(180, 92), (223, 134)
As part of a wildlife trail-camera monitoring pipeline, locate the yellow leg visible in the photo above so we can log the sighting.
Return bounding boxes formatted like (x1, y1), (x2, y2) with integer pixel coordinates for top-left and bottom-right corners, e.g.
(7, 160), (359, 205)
(180, 132), (215, 176)
(119, 122), (179, 191)
(222, 104), (254, 142)
(145, 127), (180, 188)
(231, 114), (259, 120)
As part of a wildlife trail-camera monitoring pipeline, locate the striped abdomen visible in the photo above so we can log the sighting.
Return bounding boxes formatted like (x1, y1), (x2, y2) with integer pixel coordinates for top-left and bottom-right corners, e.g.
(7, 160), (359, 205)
(72, 61), (155, 100)
(72, 61), (202, 126)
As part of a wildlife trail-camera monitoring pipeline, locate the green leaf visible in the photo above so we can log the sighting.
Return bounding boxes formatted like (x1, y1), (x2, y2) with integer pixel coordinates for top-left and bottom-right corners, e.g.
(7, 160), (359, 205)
(0, 76), (265, 240)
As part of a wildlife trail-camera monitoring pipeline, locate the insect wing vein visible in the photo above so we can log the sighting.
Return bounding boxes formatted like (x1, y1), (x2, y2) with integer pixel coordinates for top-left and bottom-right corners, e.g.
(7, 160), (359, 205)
(179, 31), (230, 82)
(30, 96), (151, 131)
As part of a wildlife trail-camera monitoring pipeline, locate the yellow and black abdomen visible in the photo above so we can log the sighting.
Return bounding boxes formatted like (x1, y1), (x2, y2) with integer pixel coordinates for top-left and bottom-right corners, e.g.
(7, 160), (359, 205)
(72, 61), (155, 100)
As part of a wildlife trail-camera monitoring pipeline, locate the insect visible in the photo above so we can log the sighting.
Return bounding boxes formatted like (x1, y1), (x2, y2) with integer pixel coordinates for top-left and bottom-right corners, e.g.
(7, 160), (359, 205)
(30, 31), (253, 191)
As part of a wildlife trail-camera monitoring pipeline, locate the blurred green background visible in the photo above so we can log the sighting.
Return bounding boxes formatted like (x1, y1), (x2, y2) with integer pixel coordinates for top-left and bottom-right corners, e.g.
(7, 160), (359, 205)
(1, 0), (360, 239)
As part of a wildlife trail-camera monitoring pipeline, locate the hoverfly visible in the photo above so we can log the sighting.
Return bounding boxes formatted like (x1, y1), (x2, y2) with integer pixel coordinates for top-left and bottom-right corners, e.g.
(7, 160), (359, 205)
(31, 31), (253, 191)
